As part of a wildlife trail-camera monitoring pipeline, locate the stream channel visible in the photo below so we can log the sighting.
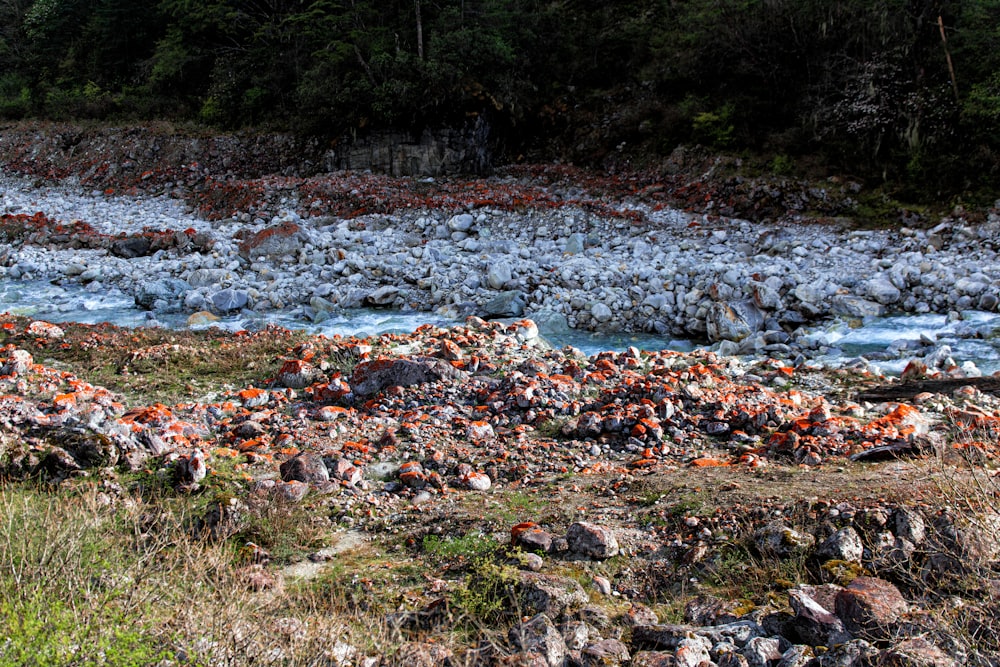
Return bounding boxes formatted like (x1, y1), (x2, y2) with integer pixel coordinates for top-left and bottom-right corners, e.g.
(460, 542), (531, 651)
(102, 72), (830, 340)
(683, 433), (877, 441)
(3, 277), (1000, 376)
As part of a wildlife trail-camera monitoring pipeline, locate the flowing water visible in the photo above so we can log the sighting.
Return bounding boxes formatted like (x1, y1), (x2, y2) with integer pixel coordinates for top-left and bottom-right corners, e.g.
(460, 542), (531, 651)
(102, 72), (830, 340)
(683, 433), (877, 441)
(4, 278), (1000, 375)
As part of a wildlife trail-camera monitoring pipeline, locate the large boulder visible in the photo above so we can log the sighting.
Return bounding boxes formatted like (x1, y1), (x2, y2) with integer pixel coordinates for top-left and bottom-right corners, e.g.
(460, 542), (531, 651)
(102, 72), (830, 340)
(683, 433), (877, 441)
(509, 614), (568, 667)
(518, 572), (590, 618)
(481, 290), (527, 318)
(831, 295), (885, 318)
(210, 288), (249, 312)
(816, 526), (864, 563)
(187, 268), (228, 288)
(753, 522), (816, 557)
(350, 357), (466, 397)
(134, 278), (188, 309)
(787, 587), (851, 647)
(0, 349), (33, 375)
(566, 522), (620, 559)
(279, 453), (330, 484)
(706, 300), (765, 342)
(866, 277), (902, 305)
(237, 221), (303, 258)
(835, 576), (908, 638)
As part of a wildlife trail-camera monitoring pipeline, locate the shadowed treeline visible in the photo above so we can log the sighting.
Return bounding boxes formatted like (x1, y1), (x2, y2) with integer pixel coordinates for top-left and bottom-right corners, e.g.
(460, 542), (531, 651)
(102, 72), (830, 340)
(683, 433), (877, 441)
(0, 1), (998, 197)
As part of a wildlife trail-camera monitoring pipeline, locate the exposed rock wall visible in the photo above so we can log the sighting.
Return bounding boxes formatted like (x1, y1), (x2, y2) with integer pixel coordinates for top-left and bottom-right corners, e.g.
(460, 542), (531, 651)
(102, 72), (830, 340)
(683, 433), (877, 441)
(0, 120), (493, 181)
(326, 118), (494, 176)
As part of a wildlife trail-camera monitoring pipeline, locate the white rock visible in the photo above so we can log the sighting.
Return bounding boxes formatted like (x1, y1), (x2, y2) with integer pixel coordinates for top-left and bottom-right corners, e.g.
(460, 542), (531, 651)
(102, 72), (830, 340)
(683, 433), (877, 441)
(448, 213), (474, 232)
(591, 303), (613, 323)
(487, 261), (512, 289)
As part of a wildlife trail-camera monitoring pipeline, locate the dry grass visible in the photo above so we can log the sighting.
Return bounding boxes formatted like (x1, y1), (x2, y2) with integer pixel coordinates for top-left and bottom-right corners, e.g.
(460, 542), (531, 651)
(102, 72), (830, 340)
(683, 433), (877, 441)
(0, 474), (549, 666)
(0, 478), (408, 666)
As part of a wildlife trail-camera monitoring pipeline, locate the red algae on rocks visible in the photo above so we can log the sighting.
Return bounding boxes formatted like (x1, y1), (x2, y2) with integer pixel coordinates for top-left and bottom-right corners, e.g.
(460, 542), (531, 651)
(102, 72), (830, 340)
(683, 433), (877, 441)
(0, 313), (963, 495)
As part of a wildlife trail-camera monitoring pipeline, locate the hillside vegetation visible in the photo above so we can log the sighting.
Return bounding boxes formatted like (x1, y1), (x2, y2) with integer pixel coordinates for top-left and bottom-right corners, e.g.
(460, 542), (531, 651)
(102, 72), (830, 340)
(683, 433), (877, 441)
(1, 0), (999, 201)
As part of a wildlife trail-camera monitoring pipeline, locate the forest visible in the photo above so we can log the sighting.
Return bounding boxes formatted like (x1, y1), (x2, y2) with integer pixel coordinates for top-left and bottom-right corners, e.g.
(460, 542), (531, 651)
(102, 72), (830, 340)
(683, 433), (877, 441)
(0, 0), (998, 199)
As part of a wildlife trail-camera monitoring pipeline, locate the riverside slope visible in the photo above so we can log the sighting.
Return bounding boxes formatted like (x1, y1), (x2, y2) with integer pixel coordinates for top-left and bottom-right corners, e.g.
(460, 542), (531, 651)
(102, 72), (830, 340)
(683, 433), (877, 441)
(1, 312), (998, 665)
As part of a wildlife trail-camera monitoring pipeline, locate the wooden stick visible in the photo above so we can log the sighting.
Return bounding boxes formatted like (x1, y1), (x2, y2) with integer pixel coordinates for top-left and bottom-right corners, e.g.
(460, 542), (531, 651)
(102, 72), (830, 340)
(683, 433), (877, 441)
(939, 15), (960, 102)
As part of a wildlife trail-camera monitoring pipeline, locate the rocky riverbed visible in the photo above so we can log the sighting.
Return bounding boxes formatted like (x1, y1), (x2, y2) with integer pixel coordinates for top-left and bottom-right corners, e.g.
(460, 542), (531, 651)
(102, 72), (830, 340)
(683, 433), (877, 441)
(2, 163), (1000, 377)
(0, 312), (998, 666)
(1, 127), (1000, 666)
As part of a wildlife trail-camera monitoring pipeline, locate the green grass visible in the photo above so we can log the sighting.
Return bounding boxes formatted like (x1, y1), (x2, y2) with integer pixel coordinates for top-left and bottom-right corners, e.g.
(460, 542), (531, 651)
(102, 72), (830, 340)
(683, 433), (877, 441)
(0, 315), (310, 405)
(0, 594), (171, 667)
(422, 532), (500, 565)
(0, 479), (389, 665)
(0, 483), (174, 665)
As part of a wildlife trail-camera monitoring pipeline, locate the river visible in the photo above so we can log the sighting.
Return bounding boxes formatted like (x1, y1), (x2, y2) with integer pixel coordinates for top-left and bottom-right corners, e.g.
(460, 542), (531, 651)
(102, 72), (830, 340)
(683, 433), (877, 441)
(4, 277), (1000, 376)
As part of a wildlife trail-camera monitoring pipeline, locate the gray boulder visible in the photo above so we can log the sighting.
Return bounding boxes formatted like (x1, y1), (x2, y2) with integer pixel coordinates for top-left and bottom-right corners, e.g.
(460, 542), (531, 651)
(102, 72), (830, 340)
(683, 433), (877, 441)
(279, 453), (330, 484)
(754, 522), (816, 557)
(509, 614), (568, 667)
(134, 278), (188, 309)
(816, 527), (864, 563)
(706, 300), (765, 342)
(481, 290), (526, 317)
(350, 357), (466, 397)
(866, 277), (902, 305)
(788, 588), (851, 647)
(518, 572), (590, 618)
(831, 295), (885, 318)
(210, 288), (249, 312)
(567, 521), (620, 559)
(187, 268), (228, 288)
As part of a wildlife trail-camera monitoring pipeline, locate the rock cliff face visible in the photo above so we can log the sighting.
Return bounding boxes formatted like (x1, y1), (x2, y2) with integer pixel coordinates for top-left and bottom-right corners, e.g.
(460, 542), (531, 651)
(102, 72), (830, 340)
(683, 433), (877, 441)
(328, 118), (494, 176)
(0, 120), (494, 180)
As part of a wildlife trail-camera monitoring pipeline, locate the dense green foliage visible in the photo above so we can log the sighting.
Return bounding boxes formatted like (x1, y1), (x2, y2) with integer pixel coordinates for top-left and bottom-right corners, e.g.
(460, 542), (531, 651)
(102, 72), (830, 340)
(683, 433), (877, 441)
(1, 0), (998, 193)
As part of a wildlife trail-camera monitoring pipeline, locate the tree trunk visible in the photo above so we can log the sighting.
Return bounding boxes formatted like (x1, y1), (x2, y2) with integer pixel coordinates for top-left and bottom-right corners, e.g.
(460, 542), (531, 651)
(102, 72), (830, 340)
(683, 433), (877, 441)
(856, 376), (1000, 403)
(415, 0), (423, 60)
(938, 14), (959, 101)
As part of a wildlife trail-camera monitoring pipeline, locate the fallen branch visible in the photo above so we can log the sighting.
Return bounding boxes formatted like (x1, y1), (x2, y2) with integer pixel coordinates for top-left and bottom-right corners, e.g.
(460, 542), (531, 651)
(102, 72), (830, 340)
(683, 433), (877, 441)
(856, 376), (1000, 402)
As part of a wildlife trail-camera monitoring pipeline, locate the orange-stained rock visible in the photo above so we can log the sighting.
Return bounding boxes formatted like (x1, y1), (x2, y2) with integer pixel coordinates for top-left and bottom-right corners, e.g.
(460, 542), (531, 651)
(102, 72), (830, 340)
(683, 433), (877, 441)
(438, 339), (464, 361)
(467, 420), (495, 442)
(237, 387), (269, 408)
(835, 576), (908, 638)
(689, 457), (730, 467)
(27, 321), (64, 340)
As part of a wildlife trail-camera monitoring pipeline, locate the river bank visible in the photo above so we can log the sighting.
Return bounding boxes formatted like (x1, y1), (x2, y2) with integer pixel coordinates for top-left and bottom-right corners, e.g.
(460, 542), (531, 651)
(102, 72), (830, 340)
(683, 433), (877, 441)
(0, 311), (998, 665)
(1, 124), (1000, 665)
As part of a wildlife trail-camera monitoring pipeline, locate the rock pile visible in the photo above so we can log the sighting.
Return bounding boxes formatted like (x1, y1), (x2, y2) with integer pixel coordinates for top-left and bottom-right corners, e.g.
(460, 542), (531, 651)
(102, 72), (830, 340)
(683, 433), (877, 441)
(0, 312), (997, 664)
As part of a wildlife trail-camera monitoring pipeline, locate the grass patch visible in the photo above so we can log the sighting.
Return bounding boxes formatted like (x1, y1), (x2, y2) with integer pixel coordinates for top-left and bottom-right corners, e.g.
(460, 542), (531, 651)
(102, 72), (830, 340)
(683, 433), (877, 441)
(0, 478), (402, 665)
(451, 557), (520, 628)
(701, 542), (807, 600)
(422, 531), (500, 567)
(848, 189), (933, 229)
(0, 315), (310, 405)
(0, 483), (174, 665)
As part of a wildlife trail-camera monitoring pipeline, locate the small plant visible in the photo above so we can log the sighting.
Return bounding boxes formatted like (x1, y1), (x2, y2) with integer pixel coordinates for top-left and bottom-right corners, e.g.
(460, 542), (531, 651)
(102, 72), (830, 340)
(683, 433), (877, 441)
(769, 154), (795, 176)
(535, 416), (571, 439)
(497, 490), (546, 524)
(232, 493), (329, 564)
(451, 557), (520, 626)
(422, 532), (499, 566)
(692, 106), (735, 149)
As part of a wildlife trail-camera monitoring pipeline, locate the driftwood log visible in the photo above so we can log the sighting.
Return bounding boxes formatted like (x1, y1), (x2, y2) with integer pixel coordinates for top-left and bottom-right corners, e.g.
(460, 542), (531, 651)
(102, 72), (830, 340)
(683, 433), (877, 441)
(855, 376), (1000, 402)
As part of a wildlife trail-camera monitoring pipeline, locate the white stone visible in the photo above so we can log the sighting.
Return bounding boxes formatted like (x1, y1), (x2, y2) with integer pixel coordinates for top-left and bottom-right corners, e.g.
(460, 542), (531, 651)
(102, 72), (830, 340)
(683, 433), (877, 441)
(591, 303), (613, 322)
